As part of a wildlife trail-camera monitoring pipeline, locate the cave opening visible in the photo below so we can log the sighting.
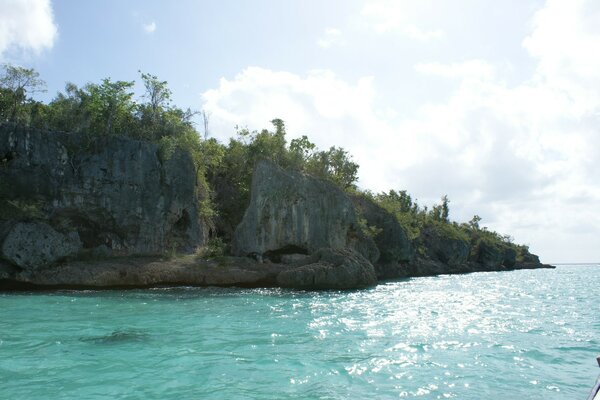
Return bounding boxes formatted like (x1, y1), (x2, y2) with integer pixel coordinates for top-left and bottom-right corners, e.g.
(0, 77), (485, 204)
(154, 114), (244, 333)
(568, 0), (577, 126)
(263, 245), (308, 263)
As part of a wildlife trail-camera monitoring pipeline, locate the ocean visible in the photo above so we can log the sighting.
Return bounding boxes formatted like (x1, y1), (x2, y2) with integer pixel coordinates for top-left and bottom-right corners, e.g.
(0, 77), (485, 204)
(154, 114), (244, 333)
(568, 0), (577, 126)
(1, 264), (598, 399)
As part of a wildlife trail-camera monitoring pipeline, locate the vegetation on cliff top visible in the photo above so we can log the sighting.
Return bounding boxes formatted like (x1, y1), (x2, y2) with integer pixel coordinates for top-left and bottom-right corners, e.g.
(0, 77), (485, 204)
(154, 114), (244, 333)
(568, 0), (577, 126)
(0, 63), (534, 261)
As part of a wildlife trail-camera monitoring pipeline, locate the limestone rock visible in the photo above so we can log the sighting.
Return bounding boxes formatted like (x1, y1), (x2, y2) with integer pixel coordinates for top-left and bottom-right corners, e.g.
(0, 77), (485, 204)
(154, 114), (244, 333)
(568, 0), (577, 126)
(350, 194), (413, 278)
(232, 160), (379, 263)
(280, 253), (309, 264)
(503, 247), (517, 268)
(472, 240), (505, 269)
(0, 123), (206, 257)
(276, 248), (377, 290)
(0, 222), (81, 270)
(4, 256), (291, 289)
(421, 225), (470, 267)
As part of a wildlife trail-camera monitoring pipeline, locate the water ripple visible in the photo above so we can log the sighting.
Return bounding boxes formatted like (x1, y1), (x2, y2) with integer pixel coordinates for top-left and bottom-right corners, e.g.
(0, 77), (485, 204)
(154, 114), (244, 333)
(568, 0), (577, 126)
(0, 265), (598, 399)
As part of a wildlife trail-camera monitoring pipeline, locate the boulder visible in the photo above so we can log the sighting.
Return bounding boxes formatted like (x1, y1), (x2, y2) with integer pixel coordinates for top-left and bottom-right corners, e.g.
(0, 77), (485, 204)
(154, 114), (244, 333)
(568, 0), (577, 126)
(232, 160), (379, 263)
(276, 248), (377, 290)
(0, 123), (206, 256)
(0, 222), (81, 270)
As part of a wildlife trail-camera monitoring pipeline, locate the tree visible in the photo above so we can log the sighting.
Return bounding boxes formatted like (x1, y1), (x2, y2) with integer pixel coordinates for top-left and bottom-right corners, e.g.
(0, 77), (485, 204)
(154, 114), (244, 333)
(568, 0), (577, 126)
(441, 195), (450, 223)
(201, 109), (210, 139)
(86, 78), (135, 136)
(0, 64), (46, 123)
(46, 82), (90, 132)
(468, 215), (482, 230)
(307, 146), (359, 189)
(289, 135), (316, 168)
(138, 71), (171, 138)
(139, 71), (171, 115)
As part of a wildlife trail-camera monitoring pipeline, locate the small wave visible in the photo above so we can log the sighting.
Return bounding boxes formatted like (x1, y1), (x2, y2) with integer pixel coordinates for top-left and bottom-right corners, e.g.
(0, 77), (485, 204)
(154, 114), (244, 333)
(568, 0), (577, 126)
(79, 329), (150, 345)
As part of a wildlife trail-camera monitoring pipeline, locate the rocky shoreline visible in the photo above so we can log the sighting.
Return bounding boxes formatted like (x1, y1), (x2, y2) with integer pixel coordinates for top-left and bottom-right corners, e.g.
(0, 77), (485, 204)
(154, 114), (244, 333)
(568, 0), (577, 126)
(0, 253), (554, 291)
(0, 123), (553, 291)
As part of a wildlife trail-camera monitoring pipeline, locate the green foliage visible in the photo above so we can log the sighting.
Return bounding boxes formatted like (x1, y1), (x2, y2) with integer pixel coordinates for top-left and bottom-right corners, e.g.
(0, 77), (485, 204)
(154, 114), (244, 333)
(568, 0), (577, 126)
(85, 78), (136, 136)
(428, 220), (470, 243)
(0, 64), (537, 263)
(515, 244), (532, 262)
(468, 215), (482, 230)
(0, 64), (46, 123)
(357, 217), (383, 239)
(204, 119), (361, 239)
(374, 190), (425, 240)
(305, 146), (359, 189)
(0, 199), (45, 220)
(289, 135), (316, 168)
(199, 237), (229, 258)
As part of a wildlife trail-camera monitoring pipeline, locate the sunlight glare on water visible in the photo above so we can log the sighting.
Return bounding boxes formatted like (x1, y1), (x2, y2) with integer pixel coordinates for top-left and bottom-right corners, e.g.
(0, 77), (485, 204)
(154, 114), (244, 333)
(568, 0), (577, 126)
(0, 265), (598, 399)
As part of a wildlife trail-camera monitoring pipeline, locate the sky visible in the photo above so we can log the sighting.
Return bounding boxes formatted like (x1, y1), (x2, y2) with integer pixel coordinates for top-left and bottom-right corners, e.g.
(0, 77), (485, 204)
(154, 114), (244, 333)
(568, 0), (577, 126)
(1, 0), (599, 263)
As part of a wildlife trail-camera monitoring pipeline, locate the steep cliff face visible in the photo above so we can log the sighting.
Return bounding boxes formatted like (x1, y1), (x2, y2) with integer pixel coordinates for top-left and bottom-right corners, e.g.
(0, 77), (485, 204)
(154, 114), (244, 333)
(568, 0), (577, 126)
(421, 225), (470, 267)
(350, 194), (413, 278)
(232, 160), (379, 263)
(0, 123), (205, 269)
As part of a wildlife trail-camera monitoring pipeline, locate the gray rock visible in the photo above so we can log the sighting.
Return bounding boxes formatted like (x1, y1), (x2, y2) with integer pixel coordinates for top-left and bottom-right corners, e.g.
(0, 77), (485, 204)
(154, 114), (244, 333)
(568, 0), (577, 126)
(8, 256), (291, 288)
(470, 240), (521, 270)
(280, 253), (309, 264)
(0, 123), (206, 257)
(0, 260), (19, 280)
(350, 194), (413, 278)
(519, 250), (540, 264)
(232, 160), (379, 263)
(0, 222), (81, 270)
(276, 248), (377, 290)
(503, 247), (517, 268)
(421, 225), (470, 267)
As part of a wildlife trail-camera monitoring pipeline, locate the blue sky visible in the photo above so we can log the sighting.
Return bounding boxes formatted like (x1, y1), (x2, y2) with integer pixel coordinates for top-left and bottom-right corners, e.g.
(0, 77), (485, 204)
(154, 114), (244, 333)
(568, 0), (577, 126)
(2, 0), (600, 263)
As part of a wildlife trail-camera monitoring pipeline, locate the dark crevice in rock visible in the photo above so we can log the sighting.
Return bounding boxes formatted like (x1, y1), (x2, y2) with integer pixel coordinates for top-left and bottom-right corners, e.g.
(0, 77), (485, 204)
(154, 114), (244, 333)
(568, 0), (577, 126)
(264, 245), (308, 263)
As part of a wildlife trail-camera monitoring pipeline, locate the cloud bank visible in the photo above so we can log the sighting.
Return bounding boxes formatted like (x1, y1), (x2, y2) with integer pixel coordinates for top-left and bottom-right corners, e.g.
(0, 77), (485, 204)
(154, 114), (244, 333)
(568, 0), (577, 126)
(201, 0), (600, 262)
(0, 0), (57, 58)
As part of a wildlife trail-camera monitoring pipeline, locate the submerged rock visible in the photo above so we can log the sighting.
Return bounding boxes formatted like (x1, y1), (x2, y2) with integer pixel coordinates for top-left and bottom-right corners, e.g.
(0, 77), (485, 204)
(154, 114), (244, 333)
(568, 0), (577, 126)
(232, 160), (379, 263)
(276, 248), (377, 290)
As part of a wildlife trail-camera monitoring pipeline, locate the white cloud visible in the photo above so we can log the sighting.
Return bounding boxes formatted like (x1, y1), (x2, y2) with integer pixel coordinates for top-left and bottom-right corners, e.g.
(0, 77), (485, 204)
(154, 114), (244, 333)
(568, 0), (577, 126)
(0, 0), (57, 58)
(317, 28), (343, 49)
(142, 21), (157, 34)
(360, 0), (444, 40)
(414, 60), (497, 81)
(523, 0), (600, 114)
(201, 0), (600, 262)
(202, 67), (377, 149)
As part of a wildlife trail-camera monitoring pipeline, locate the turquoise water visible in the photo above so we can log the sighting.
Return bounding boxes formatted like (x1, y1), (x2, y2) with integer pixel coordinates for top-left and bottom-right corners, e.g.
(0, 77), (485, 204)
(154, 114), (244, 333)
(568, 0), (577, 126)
(1, 265), (599, 399)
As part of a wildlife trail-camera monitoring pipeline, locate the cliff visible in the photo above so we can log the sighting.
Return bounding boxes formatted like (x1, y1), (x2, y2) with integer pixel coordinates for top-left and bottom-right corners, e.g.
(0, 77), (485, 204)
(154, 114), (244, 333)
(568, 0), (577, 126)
(0, 125), (552, 290)
(232, 160), (379, 263)
(0, 123), (206, 270)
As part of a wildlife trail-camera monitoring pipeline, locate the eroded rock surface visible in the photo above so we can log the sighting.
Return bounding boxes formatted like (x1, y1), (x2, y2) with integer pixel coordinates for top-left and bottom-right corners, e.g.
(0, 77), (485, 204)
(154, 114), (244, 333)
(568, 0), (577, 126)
(350, 194), (414, 279)
(0, 123), (206, 263)
(0, 222), (81, 270)
(276, 248), (377, 290)
(421, 225), (470, 267)
(232, 160), (379, 263)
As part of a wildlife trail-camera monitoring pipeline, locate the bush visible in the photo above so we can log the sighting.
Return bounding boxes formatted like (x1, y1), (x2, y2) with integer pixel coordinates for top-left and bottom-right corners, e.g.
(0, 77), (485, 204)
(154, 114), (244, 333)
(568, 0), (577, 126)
(199, 237), (229, 258)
